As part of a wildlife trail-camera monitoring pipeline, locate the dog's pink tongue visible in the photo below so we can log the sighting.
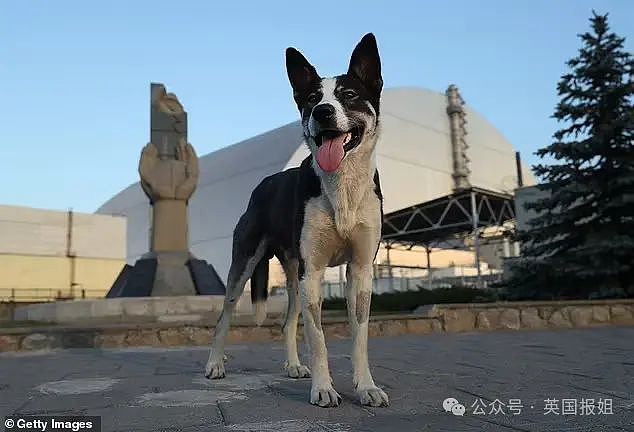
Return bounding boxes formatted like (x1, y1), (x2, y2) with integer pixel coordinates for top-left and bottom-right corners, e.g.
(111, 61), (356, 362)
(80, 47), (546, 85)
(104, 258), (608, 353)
(316, 133), (346, 172)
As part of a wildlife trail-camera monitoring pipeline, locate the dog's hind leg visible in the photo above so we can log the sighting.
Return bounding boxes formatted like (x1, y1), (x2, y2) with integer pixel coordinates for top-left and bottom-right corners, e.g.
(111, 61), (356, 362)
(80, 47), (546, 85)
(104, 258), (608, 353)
(205, 215), (268, 379)
(346, 228), (389, 407)
(281, 257), (310, 378)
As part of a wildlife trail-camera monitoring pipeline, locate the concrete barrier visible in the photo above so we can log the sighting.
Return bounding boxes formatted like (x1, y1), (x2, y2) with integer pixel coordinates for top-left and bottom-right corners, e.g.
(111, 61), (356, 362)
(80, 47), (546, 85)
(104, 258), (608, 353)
(0, 302), (16, 322)
(12, 294), (288, 325)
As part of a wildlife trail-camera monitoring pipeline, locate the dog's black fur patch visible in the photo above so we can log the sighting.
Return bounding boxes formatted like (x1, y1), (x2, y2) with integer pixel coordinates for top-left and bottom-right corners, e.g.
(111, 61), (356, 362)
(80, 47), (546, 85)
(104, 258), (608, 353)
(237, 155), (323, 299)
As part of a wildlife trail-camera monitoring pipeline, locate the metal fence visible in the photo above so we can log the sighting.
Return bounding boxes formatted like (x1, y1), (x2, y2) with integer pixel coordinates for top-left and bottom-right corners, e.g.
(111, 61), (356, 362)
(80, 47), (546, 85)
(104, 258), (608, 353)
(0, 288), (105, 302)
(2, 271), (505, 302)
(322, 273), (504, 299)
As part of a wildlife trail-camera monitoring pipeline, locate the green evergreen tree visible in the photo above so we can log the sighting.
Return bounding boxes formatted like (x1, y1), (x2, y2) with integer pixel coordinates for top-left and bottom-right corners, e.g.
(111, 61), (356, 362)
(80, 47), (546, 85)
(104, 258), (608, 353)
(510, 11), (634, 299)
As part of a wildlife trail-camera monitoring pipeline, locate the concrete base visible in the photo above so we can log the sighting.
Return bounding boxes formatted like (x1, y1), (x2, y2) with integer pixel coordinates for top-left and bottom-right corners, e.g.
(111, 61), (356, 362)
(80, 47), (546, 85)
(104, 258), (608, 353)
(152, 252), (196, 296)
(13, 294), (288, 325)
(107, 251), (225, 297)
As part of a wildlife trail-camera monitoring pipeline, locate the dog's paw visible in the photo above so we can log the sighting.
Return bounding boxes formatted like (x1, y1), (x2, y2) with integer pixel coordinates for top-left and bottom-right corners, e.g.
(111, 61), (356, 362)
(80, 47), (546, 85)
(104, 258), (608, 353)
(357, 385), (389, 407)
(310, 385), (342, 408)
(204, 361), (226, 379)
(284, 362), (311, 379)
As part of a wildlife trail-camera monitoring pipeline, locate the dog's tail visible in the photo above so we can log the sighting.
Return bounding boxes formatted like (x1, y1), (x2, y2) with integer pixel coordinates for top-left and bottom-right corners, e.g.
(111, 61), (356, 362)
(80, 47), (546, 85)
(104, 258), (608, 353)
(250, 256), (269, 326)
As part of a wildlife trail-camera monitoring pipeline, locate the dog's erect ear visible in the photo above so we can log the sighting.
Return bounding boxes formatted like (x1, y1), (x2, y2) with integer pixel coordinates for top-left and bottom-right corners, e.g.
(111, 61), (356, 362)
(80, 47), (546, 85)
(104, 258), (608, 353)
(347, 33), (383, 94)
(286, 47), (319, 97)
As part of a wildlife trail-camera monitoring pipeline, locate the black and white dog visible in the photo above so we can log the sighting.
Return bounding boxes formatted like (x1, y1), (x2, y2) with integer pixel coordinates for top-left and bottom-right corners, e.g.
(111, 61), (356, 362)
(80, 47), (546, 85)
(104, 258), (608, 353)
(205, 33), (388, 408)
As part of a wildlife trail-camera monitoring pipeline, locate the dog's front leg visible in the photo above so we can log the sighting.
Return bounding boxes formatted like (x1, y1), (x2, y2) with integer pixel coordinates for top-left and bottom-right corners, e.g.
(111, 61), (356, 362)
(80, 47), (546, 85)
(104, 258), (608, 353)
(301, 266), (341, 407)
(347, 262), (388, 407)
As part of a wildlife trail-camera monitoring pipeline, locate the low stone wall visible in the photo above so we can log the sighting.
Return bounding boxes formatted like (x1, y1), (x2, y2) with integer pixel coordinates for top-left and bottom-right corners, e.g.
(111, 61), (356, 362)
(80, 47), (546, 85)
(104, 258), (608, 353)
(419, 299), (634, 332)
(0, 315), (439, 352)
(0, 300), (632, 352)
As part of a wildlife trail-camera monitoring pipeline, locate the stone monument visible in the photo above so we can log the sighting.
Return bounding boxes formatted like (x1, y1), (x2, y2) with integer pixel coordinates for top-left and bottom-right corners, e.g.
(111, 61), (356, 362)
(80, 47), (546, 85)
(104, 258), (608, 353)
(107, 83), (225, 297)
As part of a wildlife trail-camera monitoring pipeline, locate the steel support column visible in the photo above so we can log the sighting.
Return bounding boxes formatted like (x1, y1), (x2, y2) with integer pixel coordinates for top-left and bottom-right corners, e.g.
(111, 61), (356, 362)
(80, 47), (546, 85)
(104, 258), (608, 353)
(426, 246), (432, 290)
(470, 191), (482, 288)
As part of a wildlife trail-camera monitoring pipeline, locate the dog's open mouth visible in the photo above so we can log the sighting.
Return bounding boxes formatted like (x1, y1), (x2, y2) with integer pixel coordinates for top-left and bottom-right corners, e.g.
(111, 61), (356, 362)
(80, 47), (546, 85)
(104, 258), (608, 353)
(314, 127), (363, 172)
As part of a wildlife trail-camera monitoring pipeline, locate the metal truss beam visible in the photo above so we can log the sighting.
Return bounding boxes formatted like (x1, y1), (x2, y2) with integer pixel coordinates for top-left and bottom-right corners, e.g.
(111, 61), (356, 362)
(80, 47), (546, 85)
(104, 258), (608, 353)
(382, 187), (516, 245)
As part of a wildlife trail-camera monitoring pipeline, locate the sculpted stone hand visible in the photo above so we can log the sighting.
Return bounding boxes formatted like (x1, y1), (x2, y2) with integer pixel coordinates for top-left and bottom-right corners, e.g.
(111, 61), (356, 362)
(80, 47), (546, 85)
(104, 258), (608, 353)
(139, 139), (200, 202)
(174, 140), (199, 200)
(139, 143), (170, 200)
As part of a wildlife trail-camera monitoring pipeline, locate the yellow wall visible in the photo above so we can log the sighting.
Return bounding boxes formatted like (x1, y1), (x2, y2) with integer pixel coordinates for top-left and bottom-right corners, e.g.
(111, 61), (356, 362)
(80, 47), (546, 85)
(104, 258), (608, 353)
(0, 254), (125, 301)
(375, 246), (477, 268)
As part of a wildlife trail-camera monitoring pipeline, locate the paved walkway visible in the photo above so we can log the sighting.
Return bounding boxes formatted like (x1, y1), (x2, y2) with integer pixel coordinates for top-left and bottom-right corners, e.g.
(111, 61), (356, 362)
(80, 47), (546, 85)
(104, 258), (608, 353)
(1, 328), (632, 431)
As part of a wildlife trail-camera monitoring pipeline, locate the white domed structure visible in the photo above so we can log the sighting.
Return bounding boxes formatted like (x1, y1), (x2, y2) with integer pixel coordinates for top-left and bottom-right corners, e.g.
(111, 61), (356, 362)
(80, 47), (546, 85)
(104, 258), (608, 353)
(98, 86), (535, 284)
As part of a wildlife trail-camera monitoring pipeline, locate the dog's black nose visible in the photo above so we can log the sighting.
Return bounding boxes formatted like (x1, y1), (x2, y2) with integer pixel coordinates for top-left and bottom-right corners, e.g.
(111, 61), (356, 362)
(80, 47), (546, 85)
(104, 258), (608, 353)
(312, 104), (335, 122)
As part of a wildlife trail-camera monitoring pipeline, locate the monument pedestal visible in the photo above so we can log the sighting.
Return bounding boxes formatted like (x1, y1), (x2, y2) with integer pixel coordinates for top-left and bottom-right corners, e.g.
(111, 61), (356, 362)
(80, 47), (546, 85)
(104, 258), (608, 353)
(152, 252), (196, 296)
(107, 252), (224, 297)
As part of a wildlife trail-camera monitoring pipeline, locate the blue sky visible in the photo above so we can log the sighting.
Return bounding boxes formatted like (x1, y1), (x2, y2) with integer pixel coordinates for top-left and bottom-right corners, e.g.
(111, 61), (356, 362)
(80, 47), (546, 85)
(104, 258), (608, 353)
(1, 1), (632, 213)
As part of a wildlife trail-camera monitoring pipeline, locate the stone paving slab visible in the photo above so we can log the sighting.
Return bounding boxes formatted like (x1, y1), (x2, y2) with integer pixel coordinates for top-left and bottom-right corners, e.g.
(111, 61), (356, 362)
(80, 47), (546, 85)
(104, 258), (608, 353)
(0, 328), (633, 431)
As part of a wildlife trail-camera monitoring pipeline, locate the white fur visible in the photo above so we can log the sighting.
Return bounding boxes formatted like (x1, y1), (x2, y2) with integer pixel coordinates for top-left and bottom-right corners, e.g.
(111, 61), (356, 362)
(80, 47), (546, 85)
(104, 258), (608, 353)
(207, 239), (310, 380)
(308, 78), (350, 137)
(205, 240), (268, 379)
(281, 257), (310, 378)
(253, 301), (266, 326)
(207, 73), (388, 407)
(299, 119), (388, 407)
(316, 124), (380, 236)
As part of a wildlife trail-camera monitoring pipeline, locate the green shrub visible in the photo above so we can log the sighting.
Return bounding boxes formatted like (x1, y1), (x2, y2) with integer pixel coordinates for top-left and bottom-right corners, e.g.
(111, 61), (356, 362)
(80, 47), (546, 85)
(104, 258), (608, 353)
(322, 285), (497, 312)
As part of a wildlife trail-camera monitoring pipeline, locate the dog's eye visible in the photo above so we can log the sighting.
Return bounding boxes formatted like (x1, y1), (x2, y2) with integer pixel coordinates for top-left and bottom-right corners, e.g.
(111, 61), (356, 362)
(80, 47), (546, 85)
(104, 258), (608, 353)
(342, 90), (358, 99)
(307, 93), (319, 104)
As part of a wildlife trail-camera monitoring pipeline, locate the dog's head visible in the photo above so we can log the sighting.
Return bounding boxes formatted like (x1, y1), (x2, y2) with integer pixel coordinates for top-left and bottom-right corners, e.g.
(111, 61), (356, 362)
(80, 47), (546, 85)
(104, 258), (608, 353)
(285, 33), (382, 173)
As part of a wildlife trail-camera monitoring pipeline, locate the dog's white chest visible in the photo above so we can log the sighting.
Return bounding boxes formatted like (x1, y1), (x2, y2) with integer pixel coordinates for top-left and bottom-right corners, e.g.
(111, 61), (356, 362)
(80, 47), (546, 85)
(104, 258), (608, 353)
(332, 199), (358, 237)
(321, 172), (377, 236)
(300, 193), (381, 270)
